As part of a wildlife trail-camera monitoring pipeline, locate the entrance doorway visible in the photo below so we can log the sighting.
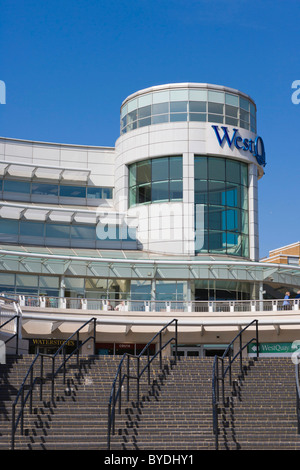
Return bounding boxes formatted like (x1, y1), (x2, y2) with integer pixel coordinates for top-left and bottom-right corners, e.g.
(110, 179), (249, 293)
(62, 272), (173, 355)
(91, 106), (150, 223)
(174, 344), (230, 358)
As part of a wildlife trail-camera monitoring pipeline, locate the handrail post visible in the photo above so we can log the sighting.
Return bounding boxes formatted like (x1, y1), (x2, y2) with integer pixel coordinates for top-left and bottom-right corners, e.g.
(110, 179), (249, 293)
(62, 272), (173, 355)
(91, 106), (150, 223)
(137, 356), (140, 404)
(239, 332), (243, 378)
(30, 367), (33, 414)
(119, 362), (122, 414)
(52, 356), (55, 404)
(127, 355), (130, 401)
(40, 355), (43, 401)
(175, 319), (178, 365)
(159, 332), (162, 369)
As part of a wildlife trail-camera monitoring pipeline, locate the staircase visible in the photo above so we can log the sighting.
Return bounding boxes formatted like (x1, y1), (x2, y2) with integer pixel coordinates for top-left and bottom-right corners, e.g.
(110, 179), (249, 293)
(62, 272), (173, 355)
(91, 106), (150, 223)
(217, 357), (300, 450)
(1, 354), (300, 450)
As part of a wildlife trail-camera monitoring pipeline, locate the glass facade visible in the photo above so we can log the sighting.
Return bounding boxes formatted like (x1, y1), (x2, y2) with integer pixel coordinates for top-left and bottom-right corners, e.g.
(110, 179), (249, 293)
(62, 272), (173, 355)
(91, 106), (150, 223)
(0, 218), (136, 248)
(121, 88), (256, 135)
(0, 179), (113, 204)
(128, 156), (183, 207)
(194, 156), (249, 258)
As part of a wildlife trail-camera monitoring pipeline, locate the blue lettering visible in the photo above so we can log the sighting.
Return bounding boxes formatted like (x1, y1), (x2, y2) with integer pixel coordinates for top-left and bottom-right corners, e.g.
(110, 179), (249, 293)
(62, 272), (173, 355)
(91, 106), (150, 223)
(235, 136), (243, 149)
(211, 125), (238, 147)
(254, 136), (266, 167)
(212, 125), (266, 167)
(242, 138), (249, 151)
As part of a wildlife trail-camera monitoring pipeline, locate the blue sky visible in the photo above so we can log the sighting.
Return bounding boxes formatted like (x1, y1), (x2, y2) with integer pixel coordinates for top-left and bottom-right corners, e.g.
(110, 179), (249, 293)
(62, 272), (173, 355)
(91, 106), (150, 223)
(1, 0), (300, 259)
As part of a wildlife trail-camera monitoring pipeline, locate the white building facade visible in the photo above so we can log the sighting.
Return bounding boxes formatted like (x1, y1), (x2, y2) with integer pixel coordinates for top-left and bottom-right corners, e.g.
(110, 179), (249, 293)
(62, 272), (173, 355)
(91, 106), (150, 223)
(1, 82), (300, 358)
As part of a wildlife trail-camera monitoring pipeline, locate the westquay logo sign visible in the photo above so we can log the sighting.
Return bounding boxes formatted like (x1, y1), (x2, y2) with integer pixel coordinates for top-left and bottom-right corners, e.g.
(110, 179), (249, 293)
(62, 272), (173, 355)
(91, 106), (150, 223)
(212, 125), (266, 167)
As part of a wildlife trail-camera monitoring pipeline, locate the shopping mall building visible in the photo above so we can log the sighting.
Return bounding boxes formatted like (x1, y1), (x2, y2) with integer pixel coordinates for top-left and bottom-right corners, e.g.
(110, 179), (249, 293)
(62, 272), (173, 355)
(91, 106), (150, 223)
(1, 82), (300, 358)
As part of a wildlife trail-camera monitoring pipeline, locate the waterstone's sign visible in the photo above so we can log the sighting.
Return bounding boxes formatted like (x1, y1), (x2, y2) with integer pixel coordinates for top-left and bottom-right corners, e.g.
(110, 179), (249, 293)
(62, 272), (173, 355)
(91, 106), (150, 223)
(212, 125), (266, 167)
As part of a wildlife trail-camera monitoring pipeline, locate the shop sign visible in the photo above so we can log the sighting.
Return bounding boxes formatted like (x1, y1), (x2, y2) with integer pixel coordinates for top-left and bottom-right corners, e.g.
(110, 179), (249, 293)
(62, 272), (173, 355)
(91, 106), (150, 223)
(212, 125), (266, 167)
(30, 338), (76, 347)
(248, 342), (295, 355)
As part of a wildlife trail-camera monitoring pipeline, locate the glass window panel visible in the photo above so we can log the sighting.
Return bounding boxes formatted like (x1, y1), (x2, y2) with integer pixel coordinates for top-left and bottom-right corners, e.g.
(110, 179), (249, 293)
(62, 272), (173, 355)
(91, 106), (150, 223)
(136, 160), (151, 184)
(138, 117), (151, 128)
(194, 180), (207, 204)
(194, 156), (207, 179)
(240, 186), (248, 209)
(189, 89), (207, 101)
(4, 180), (30, 193)
(240, 109), (249, 122)
(208, 114), (223, 123)
(208, 102), (223, 114)
(0, 219), (18, 234)
(250, 102), (256, 116)
(129, 186), (137, 206)
(0, 272), (15, 287)
(121, 115), (127, 128)
(225, 104), (238, 117)
(226, 209), (239, 231)
(241, 210), (248, 234)
(170, 89), (188, 101)
(240, 97), (249, 111)
(226, 160), (240, 184)
(102, 188), (113, 199)
(225, 117), (238, 126)
(226, 185), (239, 207)
(32, 183), (58, 196)
(71, 225), (95, 240)
(20, 220), (44, 236)
(152, 157), (168, 181)
(138, 105), (151, 119)
(127, 109), (137, 123)
(242, 235), (249, 258)
(152, 102), (169, 115)
(152, 181), (169, 202)
(209, 231), (226, 251)
(152, 91), (169, 104)
(208, 91), (224, 103)
(138, 94), (152, 107)
(129, 163), (136, 188)
(189, 113), (206, 122)
(208, 157), (225, 181)
(189, 101), (206, 112)
(16, 274), (38, 287)
(170, 113), (187, 122)
(208, 181), (226, 205)
(169, 180), (182, 200)
(208, 207), (225, 231)
(121, 104), (127, 118)
(152, 114), (169, 124)
(60, 186), (86, 198)
(46, 224), (70, 238)
(40, 276), (59, 289)
(225, 93), (239, 106)
(240, 120), (249, 130)
(169, 156), (182, 180)
(170, 101), (187, 112)
(138, 184), (151, 204)
(87, 187), (102, 199)
(241, 164), (248, 186)
(127, 121), (137, 131)
(127, 98), (138, 112)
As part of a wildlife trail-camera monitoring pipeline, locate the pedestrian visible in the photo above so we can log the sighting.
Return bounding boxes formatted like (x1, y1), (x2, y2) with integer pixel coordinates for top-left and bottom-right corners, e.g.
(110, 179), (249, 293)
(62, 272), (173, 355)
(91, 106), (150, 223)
(115, 300), (125, 311)
(295, 290), (300, 299)
(283, 291), (290, 310)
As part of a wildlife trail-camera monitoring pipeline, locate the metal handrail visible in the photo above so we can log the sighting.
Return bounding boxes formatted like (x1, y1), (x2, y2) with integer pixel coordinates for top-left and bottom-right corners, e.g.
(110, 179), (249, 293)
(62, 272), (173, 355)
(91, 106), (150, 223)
(295, 352), (300, 434)
(0, 296), (22, 356)
(107, 318), (178, 450)
(212, 319), (259, 450)
(11, 317), (96, 450)
(0, 314), (20, 356)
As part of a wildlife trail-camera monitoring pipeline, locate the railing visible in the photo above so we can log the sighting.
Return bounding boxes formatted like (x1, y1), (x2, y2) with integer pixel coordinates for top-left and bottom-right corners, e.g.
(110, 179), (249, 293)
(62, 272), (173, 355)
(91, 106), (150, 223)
(0, 296), (22, 356)
(212, 319), (259, 450)
(295, 352), (300, 434)
(5, 293), (300, 313)
(107, 318), (178, 450)
(11, 317), (97, 450)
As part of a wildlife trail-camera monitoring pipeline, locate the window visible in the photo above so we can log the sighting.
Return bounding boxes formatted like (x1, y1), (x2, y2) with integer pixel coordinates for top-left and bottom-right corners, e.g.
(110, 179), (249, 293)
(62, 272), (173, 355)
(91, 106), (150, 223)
(128, 156), (183, 207)
(121, 88), (257, 134)
(195, 156), (249, 258)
